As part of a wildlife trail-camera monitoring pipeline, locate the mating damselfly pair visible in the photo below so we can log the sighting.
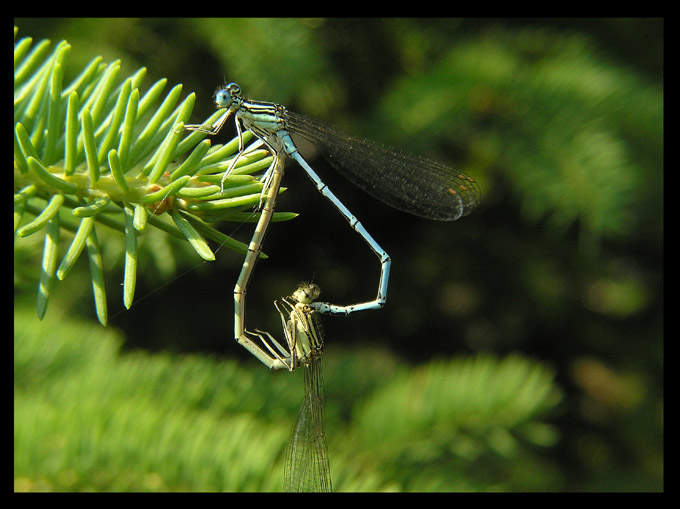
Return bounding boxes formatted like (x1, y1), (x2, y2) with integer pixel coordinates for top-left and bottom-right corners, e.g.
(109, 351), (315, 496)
(185, 82), (480, 491)
(186, 82), (480, 368)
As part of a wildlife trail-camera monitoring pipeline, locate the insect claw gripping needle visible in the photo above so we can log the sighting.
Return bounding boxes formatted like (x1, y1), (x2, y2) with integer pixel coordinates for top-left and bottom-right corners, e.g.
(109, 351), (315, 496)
(185, 83), (480, 370)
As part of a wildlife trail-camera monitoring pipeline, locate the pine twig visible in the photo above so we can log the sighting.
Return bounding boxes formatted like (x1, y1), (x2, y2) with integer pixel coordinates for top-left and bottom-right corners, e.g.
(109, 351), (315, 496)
(14, 28), (296, 324)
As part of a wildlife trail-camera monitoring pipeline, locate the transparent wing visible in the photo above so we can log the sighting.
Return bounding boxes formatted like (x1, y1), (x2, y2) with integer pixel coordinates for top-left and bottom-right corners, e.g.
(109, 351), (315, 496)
(283, 356), (332, 492)
(286, 111), (481, 221)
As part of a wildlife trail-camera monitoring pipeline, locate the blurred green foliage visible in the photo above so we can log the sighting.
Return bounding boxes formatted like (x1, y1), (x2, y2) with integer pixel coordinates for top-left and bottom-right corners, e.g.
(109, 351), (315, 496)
(14, 19), (662, 491)
(15, 304), (561, 491)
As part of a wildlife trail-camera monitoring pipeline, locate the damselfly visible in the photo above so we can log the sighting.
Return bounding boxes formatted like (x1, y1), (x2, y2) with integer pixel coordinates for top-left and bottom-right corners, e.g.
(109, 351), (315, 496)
(186, 82), (480, 370)
(251, 283), (331, 492)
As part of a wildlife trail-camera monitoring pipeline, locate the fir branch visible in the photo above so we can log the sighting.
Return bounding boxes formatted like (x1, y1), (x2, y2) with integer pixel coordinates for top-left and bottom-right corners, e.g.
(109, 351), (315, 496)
(14, 28), (296, 324)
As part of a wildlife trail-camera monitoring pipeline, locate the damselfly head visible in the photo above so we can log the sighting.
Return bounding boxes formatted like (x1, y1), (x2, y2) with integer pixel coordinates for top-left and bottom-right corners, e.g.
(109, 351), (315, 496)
(292, 283), (321, 305)
(213, 82), (242, 108)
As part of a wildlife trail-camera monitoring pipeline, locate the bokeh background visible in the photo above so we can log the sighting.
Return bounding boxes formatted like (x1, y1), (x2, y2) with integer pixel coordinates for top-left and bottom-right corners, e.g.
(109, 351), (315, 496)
(15, 18), (663, 491)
